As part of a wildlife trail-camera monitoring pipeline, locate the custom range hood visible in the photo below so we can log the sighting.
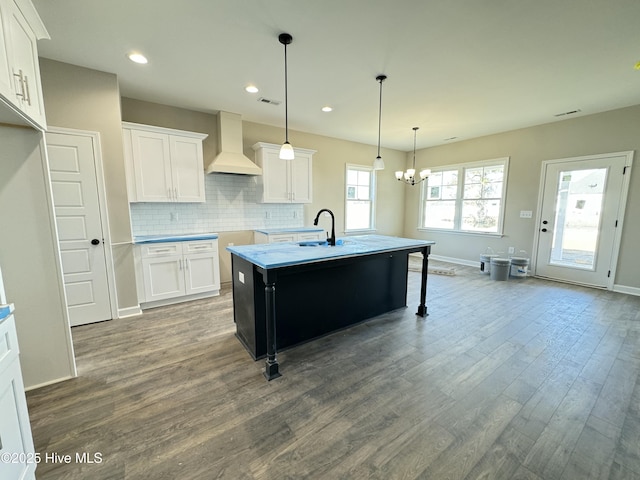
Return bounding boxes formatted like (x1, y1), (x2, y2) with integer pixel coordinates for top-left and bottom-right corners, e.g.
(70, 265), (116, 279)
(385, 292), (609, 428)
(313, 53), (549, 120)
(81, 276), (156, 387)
(205, 111), (262, 175)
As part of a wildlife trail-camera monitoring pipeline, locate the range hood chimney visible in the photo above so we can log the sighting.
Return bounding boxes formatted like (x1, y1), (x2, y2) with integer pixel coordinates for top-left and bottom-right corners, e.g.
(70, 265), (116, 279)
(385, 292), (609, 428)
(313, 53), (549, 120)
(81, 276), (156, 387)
(205, 111), (262, 175)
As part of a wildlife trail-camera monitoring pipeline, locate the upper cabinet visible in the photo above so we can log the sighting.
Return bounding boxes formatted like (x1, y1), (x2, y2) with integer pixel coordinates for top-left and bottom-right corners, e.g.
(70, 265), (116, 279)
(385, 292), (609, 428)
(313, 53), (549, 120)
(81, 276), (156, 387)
(123, 122), (208, 203)
(0, 0), (48, 130)
(252, 142), (316, 203)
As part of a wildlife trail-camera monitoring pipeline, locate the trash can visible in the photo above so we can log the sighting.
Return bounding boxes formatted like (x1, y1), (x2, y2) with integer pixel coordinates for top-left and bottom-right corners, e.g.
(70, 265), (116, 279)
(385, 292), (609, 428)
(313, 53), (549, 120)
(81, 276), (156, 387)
(510, 257), (530, 278)
(480, 254), (499, 275)
(490, 257), (511, 281)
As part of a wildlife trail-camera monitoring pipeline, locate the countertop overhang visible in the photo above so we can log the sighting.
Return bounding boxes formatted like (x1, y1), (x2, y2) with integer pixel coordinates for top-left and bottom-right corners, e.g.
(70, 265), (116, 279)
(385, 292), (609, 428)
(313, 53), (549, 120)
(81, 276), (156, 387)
(133, 233), (219, 244)
(227, 234), (434, 269)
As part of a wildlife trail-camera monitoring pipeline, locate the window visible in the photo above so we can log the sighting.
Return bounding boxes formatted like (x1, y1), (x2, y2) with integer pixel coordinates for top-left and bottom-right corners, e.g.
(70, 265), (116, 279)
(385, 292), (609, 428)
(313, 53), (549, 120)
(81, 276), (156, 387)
(420, 157), (509, 234)
(345, 164), (375, 231)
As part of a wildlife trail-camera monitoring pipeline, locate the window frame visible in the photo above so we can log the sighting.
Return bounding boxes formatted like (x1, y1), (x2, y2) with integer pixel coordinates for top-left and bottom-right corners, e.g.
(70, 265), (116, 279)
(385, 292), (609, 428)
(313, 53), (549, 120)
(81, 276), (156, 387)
(418, 157), (510, 236)
(344, 163), (377, 233)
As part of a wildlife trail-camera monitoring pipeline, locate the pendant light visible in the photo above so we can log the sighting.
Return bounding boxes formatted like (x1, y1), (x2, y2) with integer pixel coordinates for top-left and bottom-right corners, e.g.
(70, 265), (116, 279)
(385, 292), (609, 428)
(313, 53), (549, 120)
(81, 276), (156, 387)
(395, 127), (430, 185)
(278, 33), (295, 160)
(373, 74), (387, 170)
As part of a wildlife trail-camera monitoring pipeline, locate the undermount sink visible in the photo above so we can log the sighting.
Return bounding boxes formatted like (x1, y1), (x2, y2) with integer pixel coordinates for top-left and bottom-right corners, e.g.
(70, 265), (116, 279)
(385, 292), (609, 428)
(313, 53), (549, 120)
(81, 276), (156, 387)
(298, 240), (328, 247)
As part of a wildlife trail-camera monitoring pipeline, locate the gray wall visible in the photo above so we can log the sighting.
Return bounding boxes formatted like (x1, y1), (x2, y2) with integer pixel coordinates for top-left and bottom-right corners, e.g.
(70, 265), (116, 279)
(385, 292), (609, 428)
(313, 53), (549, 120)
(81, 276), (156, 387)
(0, 126), (76, 388)
(39, 58), (138, 313)
(403, 105), (640, 290)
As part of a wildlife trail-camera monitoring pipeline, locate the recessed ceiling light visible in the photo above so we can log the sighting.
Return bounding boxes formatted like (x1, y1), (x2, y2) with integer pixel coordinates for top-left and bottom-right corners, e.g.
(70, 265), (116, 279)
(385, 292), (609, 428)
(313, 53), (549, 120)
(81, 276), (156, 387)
(635, 61), (640, 70)
(321, 106), (333, 112)
(245, 85), (259, 93)
(127, 52), (148, 64)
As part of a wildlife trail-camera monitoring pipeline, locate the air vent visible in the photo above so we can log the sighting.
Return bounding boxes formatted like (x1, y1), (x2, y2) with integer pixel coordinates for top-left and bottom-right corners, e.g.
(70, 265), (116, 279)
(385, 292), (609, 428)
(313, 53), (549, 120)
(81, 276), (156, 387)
(258, 97), (281, 106)
(554, 109), (582, 117)
(444, 136), (458, 141)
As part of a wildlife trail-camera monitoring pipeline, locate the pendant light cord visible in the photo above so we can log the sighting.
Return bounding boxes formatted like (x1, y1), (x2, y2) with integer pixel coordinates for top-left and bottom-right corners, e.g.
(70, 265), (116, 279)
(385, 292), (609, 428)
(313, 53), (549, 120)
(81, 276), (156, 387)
(377, 76), (384, 157)
(284, 41), (289, 143)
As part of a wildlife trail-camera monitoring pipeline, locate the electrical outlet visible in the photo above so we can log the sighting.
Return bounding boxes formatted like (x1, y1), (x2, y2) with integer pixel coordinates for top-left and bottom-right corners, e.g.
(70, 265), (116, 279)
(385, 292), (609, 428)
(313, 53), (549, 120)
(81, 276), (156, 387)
(265, 211), (271, 219)
(508, 247), (515, 254)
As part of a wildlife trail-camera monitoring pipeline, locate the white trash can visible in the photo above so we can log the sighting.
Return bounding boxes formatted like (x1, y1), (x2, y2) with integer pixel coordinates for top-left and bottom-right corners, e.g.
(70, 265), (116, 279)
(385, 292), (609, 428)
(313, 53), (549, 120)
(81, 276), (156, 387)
(490, 257), (511, 281)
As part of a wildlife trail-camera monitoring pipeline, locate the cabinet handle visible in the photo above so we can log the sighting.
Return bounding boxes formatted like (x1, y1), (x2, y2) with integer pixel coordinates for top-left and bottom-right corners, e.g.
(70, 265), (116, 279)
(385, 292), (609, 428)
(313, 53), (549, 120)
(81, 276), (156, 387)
(174, 188), (178, 201)
(178, 259), (182, 270)
(22, 75), (31, 106)
(184, 259), (189, 270)
(154, 249), (172, 253)
(167, 188), (172, 200)
(191, 246), (209, 250)
(13, 70), (25, 101)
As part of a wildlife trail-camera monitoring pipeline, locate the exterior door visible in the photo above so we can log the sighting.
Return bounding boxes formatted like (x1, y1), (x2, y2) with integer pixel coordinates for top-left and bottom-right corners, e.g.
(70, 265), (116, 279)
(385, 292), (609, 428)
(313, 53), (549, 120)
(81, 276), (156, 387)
(534, 152), (632, 288)
(47, 131), (113, 326)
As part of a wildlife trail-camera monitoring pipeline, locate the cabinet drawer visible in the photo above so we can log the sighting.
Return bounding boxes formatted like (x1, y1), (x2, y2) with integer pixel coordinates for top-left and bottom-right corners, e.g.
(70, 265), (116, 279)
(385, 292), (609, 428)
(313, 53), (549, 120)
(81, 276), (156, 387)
(140, 243), (182, 258)
(268, 233), (297, 243)
(184, 240), (217, 254)
(0, 314), (19, 374)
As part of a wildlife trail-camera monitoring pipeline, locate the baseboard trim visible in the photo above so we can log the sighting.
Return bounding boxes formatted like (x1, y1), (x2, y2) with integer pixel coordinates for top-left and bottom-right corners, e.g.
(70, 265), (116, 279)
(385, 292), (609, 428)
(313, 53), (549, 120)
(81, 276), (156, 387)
(613, 284), (640, 296)
(118, 305), (143, 318)
(25, 375), (75, 392)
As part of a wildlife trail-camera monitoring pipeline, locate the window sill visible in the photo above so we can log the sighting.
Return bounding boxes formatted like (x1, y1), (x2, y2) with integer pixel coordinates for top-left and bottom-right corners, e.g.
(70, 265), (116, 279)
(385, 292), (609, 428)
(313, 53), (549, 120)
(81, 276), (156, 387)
(417, 228), (504, 238)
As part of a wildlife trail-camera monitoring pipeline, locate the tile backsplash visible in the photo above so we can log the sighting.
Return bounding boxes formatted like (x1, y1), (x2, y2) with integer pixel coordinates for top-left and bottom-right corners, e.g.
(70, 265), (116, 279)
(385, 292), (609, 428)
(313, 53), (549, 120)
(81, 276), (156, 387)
(130, 173), (304, 236)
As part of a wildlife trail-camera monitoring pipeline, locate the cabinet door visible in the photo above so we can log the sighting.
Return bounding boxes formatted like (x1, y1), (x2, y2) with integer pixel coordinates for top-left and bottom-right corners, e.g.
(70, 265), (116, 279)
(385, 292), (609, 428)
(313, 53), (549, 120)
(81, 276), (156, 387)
(184, 252), (220, 295)
(261, 148), (291, 203)
(169, 135), (205, 203)
(0, 1), (12, 99)
(2, 0), (46, 129)
(131, 130), (173, 202)
(290, 152), (312, 203)
(141, 255), (185, 301)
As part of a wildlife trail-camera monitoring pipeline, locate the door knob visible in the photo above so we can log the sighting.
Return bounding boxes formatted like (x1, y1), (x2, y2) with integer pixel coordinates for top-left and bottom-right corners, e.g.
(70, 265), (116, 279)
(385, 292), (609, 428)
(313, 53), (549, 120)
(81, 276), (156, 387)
(541, 228), (548, 233)
(91, 239), (100, 245)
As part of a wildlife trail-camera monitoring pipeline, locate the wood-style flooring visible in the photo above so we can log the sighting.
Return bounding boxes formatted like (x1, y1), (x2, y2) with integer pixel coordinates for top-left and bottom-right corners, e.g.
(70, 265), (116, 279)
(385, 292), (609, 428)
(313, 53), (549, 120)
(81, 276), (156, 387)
(26, 263), (640, 479)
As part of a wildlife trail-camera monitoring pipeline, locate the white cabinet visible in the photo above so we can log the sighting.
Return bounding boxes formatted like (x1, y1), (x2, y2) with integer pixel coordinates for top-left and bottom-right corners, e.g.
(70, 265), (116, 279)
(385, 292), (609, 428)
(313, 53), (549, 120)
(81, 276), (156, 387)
(0, 312), (36, 480)
(252, 142), (316, 203)
(0, 0), (49, 130)
(254, 229), (325, 244)
(123, 122), (208, 203)
(137, 239), (220, 308)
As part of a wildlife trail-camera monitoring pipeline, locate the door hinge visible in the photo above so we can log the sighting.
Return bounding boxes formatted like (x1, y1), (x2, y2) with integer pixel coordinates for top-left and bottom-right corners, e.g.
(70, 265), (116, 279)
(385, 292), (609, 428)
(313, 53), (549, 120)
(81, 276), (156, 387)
(608, 270), (611, 278)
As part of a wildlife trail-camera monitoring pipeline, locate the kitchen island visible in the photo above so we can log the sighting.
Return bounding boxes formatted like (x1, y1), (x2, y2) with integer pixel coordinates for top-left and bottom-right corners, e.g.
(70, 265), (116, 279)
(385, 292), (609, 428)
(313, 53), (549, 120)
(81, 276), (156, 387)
(227, 235), (434, 380)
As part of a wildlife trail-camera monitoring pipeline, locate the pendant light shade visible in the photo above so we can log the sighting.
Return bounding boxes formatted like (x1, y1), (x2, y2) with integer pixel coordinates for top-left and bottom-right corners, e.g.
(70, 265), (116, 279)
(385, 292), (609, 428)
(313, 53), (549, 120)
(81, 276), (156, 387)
(279, 33), (294, 160)
(373, 74), (387, 170)
(396, 127), (430, 185)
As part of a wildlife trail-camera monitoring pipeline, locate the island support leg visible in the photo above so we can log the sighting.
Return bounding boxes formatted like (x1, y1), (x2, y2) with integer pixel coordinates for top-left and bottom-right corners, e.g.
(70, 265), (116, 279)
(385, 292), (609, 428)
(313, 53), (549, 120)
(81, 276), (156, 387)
(264, 280), (281, 380)
(416, 246), (430, 317)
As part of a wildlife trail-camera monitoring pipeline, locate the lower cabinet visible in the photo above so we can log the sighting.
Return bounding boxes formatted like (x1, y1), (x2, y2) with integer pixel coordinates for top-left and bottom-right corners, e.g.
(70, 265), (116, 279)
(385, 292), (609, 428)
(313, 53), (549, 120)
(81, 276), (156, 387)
(0, 314), (36, 480)
(137, 240), (220, 308)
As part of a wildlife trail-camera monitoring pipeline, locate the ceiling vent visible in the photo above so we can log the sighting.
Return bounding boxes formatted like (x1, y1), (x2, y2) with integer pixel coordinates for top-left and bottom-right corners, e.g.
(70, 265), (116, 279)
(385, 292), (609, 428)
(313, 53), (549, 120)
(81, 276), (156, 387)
(258, 97), (281, 106)
(554, 109), (582, 117)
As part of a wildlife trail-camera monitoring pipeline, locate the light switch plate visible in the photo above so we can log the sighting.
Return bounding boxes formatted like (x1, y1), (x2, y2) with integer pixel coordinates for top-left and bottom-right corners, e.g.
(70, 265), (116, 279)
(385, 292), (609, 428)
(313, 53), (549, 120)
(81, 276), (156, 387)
(520, 210), (533, 218)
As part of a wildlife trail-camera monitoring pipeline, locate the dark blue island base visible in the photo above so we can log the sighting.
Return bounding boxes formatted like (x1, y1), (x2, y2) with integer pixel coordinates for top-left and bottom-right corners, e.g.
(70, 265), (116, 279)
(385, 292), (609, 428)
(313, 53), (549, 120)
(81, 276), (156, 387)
(228, 235), (434, 380)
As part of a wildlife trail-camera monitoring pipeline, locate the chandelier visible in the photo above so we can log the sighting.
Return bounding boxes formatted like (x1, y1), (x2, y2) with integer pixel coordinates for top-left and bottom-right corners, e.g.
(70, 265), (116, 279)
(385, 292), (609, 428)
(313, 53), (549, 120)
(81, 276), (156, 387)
(395, 127), (430, 185)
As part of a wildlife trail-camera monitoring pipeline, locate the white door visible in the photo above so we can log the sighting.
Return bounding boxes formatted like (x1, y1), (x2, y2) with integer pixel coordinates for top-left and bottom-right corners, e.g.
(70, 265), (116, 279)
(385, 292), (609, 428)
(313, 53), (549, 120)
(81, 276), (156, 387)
(534, 152), (633, 288)
(47, 131), (113, 326)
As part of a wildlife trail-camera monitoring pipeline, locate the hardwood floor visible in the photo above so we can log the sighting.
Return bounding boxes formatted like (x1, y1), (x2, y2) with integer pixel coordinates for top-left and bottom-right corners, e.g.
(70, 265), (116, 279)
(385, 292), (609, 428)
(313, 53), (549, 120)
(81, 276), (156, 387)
(26, 263), (640, 479)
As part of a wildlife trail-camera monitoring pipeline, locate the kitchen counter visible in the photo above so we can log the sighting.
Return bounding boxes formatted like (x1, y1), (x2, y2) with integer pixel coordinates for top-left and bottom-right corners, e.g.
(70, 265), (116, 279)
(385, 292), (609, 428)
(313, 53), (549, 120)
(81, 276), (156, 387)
(133, 233), (219, 244)
(228, 234), (435, 380)
(0, 303), (14, 322)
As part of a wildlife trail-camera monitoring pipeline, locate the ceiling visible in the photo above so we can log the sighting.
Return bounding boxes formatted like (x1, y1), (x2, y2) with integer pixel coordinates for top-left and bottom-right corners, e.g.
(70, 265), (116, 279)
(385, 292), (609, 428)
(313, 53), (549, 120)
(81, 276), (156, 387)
(32, 0), (640, 151)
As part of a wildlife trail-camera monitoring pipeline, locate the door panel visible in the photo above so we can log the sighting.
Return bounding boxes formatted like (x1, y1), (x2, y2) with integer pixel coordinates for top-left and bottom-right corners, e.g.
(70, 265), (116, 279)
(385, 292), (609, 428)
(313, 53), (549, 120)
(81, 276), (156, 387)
(47, 132), (112, 326)
(535, 153), (630, 288)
